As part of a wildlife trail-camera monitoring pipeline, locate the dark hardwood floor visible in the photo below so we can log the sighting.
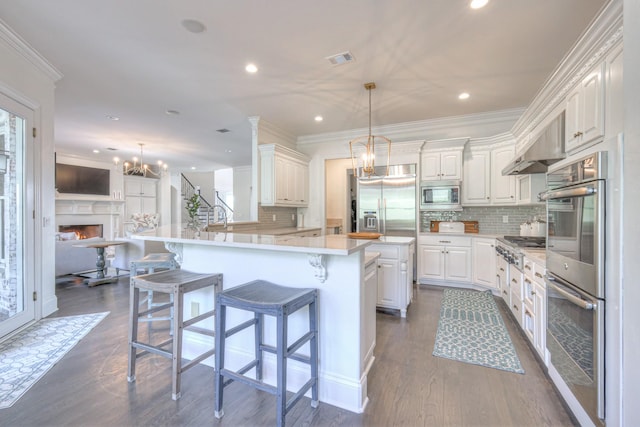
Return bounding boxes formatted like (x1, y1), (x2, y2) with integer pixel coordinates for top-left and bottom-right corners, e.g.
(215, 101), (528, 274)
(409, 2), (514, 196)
(2, 277), (575, 426)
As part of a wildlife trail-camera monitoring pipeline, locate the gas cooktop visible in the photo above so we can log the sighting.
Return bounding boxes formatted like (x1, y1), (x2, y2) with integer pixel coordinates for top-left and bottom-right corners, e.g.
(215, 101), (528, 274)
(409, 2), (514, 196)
(499, 235), (546, 248)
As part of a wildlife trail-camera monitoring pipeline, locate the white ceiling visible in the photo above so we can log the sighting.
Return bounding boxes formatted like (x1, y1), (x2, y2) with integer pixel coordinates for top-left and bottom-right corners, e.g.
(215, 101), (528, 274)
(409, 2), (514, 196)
(0, 0), (608, 171)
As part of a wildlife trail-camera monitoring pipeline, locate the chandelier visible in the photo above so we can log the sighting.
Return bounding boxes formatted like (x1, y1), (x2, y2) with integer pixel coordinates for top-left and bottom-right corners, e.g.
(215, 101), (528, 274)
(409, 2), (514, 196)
(113, 143), (167, 177)
(349, 82), (391, 177)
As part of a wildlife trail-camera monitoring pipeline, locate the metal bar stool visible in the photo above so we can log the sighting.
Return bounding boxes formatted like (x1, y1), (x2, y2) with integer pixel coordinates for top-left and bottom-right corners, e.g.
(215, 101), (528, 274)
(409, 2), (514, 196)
(128, 269), (222, 400)
(130, 253), (179, 327)
(214, 280), (319, 427)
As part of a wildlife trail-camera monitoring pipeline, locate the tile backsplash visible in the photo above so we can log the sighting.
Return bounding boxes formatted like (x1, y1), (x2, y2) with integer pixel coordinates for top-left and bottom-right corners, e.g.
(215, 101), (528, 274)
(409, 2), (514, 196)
(420, 205), (547, 235)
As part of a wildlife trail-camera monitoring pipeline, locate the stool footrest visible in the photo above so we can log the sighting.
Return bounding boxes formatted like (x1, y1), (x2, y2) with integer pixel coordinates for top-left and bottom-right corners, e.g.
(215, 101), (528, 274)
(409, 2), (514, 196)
(181, 348), (216, 372)
(224, 318), (257, 338)
(287, 330), (315, 356)
(260, 343), (312, 365)
(286, 378), (317, 413)
(184, 325), (215, 337)
(183, 309), (215, 328)
(131, 340), (173, 359)
(138, 302), (172, 318)
(220, 368), (277, 395)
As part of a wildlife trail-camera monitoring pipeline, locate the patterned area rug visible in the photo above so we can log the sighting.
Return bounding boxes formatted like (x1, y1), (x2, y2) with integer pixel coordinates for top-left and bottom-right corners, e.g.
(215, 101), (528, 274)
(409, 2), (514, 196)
(433, 289), (524, 374)
(0, 312), (109, 408)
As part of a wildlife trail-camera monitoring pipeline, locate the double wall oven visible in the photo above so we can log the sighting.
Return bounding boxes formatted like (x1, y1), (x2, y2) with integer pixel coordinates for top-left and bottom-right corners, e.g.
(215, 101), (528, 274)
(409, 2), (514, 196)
(541, 151), (606, 426)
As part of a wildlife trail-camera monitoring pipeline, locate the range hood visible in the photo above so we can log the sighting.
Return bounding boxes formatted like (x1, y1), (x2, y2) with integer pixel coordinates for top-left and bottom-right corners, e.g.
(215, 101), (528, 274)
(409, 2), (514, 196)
(502, 112), (566, 175)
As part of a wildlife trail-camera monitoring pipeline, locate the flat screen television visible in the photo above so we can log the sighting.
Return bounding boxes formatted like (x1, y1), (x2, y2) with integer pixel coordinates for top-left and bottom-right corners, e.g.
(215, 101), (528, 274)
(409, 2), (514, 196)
(55, 163), (110, 196)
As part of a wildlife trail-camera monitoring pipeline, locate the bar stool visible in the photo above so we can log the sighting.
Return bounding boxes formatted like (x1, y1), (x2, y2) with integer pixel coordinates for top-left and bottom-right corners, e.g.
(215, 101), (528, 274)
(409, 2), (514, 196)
(128, 269), (222, 400)
(214, 280), (319, 427)
(130, 253), (179, 327)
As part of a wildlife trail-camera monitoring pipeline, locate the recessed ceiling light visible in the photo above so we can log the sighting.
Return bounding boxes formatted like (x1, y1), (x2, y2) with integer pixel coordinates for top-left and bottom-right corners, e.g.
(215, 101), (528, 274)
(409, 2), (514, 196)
(225, 149), (232, 153)
(191, 166), (197, 170)
(314, 115), (323, 122)
(470, 0), (489, 9)
(106, 115), (119, 121)
(93, 149), (100, 154)
(166, 109), (180, 115)
(182, 19), (206, 33)
(245, 63), (258, 73)
(458, 92), (470, 100)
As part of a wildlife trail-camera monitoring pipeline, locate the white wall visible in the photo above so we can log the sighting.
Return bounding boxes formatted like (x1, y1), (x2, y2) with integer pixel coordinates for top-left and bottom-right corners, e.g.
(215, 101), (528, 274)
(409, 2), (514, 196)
(232, 165), (252, 221)
(623, 0), (640, 424)
(0, 22), (60, 317)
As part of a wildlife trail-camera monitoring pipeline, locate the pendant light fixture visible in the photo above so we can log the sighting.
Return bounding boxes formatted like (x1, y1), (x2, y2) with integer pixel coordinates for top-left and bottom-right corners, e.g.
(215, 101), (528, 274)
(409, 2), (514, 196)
(349, 82), (391, 177)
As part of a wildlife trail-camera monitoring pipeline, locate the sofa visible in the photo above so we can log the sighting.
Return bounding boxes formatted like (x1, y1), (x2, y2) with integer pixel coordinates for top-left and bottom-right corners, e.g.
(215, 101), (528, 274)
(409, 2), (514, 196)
(55, 236), (105, 277)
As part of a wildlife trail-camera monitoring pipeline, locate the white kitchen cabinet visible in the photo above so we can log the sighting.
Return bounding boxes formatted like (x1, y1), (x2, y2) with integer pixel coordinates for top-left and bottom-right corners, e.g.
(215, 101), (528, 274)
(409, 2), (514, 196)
(490, 145), (516, 204)
(496, 251), (509, 304)
(420, 149), (462, 181)
(462, 144), (517, 206)
(523, 256), (547, 361)
(516, 174), (546, 205)
(418, 235), (471, 284)
(124, 176), (157, 219)
(509, 263), (524, 328)
(367, 240), (415, 318)
(462, 149), (491, 204)
(565, 62), (605, 153)
(259, 144), (309, 207)
(362, 254), (379, 363)
(472, 238), (497, 289)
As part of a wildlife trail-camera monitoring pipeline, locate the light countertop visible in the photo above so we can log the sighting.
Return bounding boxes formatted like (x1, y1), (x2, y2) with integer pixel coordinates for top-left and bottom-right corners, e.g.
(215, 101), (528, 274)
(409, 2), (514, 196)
(367, 236), (416, 245)
(523, 248), (546, 266)
(132, 224), (371, 256)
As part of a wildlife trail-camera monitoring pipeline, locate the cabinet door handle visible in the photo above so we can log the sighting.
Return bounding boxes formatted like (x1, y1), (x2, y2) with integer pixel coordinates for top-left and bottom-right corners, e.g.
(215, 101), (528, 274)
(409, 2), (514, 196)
(573, 131), (583, 138)
(513, 304), (519, 312)
(524, 278), (532, 285)
(535, 272), (543, 279)
(512, 278), (518, 284)
(531, 291), (536, 295)
(441, 250), (445, 253)
(525, 265), (532, 270)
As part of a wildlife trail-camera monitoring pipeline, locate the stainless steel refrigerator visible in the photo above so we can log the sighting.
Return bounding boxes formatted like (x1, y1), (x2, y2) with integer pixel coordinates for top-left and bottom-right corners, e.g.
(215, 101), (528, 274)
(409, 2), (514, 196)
(354, 164), (416, 237)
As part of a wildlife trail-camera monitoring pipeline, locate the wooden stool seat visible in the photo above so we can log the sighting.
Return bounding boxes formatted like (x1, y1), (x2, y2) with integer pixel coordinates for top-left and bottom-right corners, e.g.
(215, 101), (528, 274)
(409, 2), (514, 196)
(214, 280), (319, 427)
(130, 252), (179, 327)
(128, 269), (222, 400)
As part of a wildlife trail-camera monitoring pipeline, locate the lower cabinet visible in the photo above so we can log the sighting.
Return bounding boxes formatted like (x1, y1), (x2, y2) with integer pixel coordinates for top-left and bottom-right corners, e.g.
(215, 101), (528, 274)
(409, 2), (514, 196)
(367, 241), (415, 318)
(472, 238), (497, 289)
(362, 256), (378, 363)
(523, 256), (547, 361)
(418, 235), (471, 284)
(509, 264), (523, 328)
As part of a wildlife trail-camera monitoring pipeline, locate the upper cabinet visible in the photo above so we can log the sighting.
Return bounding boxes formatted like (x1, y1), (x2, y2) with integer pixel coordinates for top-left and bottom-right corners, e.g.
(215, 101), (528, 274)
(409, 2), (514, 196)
(462, 142), (516, 205)
(259, 144), (309, 207)
(490, 145), (516, 204)
(123, 175), (157, 218)
(420, 149), (463, 182)
(565, 62), (605, 152)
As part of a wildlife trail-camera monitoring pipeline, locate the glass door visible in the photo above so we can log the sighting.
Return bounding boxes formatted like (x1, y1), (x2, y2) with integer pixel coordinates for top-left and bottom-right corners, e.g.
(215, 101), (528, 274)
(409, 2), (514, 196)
(0, 92), (35, 339)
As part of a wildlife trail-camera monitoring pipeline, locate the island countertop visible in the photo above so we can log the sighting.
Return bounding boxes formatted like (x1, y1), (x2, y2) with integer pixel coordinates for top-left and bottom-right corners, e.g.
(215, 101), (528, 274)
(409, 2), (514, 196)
(132, 224), (372, 256)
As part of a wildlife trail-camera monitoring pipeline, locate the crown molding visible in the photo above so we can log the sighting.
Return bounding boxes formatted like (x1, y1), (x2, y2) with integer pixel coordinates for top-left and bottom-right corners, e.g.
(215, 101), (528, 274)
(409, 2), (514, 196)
(511, 0), (623, 139)
(249, 115), (296, 146)
(0, 18), (63, 82)
(297, 108), (524, 146)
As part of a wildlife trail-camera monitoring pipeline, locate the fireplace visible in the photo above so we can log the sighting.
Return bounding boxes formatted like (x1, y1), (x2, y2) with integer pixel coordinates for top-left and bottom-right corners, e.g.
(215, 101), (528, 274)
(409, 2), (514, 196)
(58, 224), (104, 240)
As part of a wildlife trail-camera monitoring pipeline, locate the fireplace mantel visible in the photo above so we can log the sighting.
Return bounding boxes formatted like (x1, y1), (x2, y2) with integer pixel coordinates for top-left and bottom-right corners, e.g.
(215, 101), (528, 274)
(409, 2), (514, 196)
(55, 198), (125, 215)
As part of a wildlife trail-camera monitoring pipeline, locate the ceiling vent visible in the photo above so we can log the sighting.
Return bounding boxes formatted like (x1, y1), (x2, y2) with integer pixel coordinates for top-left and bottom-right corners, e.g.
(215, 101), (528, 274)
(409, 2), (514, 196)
(326, 51), (355, 66)
(216, 128), (230, 133)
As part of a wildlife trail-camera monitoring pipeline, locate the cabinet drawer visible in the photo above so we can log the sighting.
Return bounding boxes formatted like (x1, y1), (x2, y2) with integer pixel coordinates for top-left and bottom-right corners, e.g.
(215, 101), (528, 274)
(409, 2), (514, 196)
(367, 244), (399, 259)
(419, 235), (471, 247)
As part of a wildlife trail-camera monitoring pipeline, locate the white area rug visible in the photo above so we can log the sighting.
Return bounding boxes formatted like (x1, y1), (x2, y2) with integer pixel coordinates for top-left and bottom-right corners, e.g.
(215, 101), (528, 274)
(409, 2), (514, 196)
(0, 311), (109, 408)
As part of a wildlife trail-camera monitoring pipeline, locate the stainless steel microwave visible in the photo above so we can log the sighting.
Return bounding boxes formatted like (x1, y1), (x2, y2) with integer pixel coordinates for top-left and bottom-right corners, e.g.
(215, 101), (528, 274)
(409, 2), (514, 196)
(419, 181), (462, 211)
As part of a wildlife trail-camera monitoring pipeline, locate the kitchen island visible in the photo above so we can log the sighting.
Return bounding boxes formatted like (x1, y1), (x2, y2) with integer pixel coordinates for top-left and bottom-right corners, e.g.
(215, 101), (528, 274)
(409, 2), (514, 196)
(132, 225), (376, 413)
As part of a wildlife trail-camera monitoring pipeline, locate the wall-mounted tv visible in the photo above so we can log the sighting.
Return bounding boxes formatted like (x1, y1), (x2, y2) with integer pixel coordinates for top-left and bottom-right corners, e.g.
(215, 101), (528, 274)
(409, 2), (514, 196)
(55, 163), (110, 196)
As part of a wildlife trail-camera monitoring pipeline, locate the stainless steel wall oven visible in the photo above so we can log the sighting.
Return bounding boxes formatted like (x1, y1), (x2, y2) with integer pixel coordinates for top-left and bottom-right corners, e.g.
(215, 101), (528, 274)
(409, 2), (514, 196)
(541, 151), (606, 426)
